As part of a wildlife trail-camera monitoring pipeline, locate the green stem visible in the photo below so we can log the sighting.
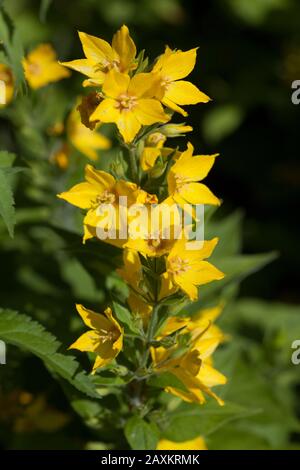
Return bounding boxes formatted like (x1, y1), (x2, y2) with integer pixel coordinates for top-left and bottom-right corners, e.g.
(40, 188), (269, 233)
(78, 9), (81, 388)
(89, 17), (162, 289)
(128, 146), (139, 183)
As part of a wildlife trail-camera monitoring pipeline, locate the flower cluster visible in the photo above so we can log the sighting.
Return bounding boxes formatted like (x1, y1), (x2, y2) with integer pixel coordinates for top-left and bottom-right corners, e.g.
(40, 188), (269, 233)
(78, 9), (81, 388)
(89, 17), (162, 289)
(57, 25), (226, 408)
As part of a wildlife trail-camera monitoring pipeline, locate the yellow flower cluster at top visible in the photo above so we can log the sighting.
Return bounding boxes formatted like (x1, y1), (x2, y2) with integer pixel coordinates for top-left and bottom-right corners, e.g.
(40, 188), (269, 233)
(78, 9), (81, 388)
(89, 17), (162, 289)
(60, 26), (210, 143)
(57, 25), (227, 408)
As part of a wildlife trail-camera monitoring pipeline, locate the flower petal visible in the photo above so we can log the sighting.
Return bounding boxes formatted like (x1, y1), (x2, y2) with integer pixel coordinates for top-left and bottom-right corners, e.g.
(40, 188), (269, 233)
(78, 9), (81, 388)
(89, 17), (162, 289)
(165, 80), (210, 105)
(91, 98), (120, 123)
(116, 111), (141, 142)
(69, 330), (103, 352)
(128, 73), (160, 98)
(134, 99), (169, 126)
(178, 182), (220, 206)
(59, 59), (100, 78)
(75, 304), (112, 331)
(159, 48), (198, 80)
(102, 69), (130, 98)
(71, 130), (111, 161)
(112, 25), (136, 72)
(197, 362), (227, 387)
(57, 182), (97, 209)
(162, 96), (188, 117)
(85, 164), (115, 189)
(78, 31), (114, 63)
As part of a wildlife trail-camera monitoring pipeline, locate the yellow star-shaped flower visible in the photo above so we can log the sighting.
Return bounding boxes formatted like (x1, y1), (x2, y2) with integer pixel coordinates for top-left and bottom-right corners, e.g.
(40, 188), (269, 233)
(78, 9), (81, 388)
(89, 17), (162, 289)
(70, 304), (123, 373)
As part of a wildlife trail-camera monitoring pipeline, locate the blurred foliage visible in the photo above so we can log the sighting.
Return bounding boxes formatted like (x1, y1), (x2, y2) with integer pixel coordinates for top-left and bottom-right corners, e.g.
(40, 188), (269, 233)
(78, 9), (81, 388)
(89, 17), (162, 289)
(0, 0), (299, 450)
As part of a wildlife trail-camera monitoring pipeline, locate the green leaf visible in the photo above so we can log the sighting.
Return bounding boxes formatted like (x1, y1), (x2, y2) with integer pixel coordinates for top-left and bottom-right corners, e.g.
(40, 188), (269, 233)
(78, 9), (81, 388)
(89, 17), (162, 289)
(0, 150), (16, 168)
(0, 4), (24, 87)
(60, 258), (104, 302)
(125, 416), (159, 450)
(164, 400), (260, 441)
(206, 210), (244, 257)
(113, 301), (141, 335)
(0, 167), (15, 237)
(190, 251), (277, 310)
(0, 309), (99, 398)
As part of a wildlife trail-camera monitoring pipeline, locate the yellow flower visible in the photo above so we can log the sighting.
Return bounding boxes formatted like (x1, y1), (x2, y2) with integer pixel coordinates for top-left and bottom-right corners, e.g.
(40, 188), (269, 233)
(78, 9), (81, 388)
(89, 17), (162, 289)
(124, 202), (182, 257)
(23, 44), (71, 89)
(168, 142), (220, 209)
(67, 102), (111, 160)
(140, 132), (167, 171)
(152, 316), (226, 405)
(0, 64), (14, 106)
(157, 436), (207, 450)
(60, 25), (137, 87)
(161, 237), (224, 301)
(52, 102), (110, 169)
(57, 164), (156, 242)
(187, 304), (225, 343)
(52, 143), (70, 169)
(90, 69), (169, 143)
(152, 46), (210, 116)
(70, 304), (123, 373)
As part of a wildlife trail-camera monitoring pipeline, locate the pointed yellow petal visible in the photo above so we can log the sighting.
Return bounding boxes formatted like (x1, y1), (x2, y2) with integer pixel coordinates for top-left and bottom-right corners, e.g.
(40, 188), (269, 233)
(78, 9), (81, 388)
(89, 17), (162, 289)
(128, 73), (160, 98)
(112, 25), (136, 72)
(85, 164), (115, 189)
(102, 69), (130, 98)
(104, 307), (123, 335)
(78, 31), (114, 62)
(173, 150), (218, 181)
(165, 80), (210, 105)
(173, 275), (198, 300)
(59, 59), (101, 78)
(117, 111), (141, 143)
(69, 330), (102, 352)
(134, 99), (169, 126)
(57, 182), (97, 209)
(75, 304), (112, 331)
(91, 98), (120, 123)
(178, 182), (220, 206)
(162, 96), (188, 116)
(159, 48), (198, 80)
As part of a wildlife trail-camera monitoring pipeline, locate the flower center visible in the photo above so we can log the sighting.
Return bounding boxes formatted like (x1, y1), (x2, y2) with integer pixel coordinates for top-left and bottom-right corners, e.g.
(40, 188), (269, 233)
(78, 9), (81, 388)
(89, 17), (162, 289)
(173, 174), (189, 192)
(98, 58), (120, 73)
(161, 76), (172, 91)
(98, 328), (119, 343)
(94, 190), (116, 206)
(28, 63), (41, 76)
(115, 93), (137, 112)
(168, 256), (190, 275)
